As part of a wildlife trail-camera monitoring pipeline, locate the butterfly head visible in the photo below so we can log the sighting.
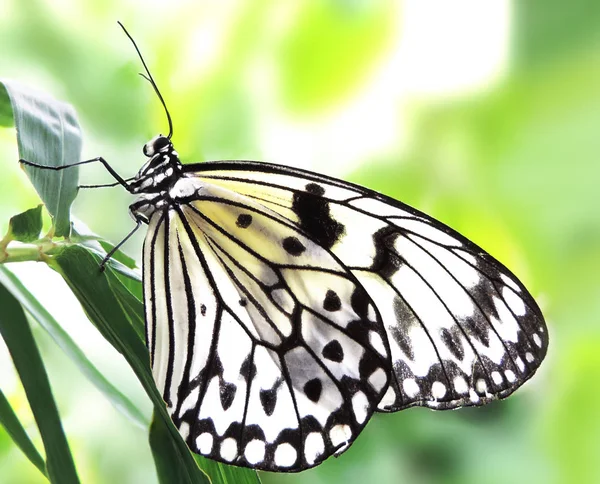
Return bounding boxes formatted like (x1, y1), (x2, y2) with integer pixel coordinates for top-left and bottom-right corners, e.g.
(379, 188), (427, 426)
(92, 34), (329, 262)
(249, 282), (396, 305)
(143, 134), (172, 157)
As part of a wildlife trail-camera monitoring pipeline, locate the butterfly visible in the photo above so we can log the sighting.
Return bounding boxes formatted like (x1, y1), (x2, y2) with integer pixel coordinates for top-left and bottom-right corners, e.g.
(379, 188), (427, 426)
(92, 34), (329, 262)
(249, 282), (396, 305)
(21, 23), (548, 473)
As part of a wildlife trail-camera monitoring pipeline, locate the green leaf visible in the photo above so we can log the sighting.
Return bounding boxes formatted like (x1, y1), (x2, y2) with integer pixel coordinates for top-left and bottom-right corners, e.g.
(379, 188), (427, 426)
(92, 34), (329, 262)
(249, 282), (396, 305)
(50, 244), (260, 484)
(0, 265), (148, 430)
(97, 240), (143, 300)
(0, 388), (47, 477)
(149, 411), (204, 484)
(194, 454), (262, 484)
(0, 281), (80, 484)
(7, 205), (43, 243)
(98, 240), (138, 269)
(50, 245), (208, 483)
(1, 80), (82, 237)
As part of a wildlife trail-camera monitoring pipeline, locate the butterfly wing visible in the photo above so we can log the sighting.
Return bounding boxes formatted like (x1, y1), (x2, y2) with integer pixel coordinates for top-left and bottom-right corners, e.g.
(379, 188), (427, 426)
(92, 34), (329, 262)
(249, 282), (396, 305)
(187, 161), (548, 412)
(143, 181), (391, 472)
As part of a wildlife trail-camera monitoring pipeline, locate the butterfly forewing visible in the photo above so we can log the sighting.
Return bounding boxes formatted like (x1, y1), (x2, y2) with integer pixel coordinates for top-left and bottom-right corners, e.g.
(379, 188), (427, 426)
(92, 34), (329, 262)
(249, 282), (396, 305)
(189, 161), (548, 411)
(142, 179), (391, 471)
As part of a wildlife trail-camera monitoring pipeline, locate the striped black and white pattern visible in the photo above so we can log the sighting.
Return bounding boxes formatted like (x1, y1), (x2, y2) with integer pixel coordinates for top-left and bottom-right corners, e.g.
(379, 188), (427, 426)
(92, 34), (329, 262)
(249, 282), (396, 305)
(129, 135), (548, 472)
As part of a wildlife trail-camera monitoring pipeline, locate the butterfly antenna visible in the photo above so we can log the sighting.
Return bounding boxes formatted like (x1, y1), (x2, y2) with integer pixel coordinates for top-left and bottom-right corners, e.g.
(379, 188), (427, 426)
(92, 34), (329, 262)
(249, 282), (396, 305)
(118, 21), (173, 139)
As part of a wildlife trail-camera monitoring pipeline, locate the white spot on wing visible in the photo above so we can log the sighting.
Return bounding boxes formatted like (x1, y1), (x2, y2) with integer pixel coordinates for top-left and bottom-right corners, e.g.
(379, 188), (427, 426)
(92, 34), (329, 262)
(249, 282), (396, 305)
(369, 331), (387, 356)
(274, 443), (297, 467)
(196, 433), (213, 454)
(505, 369), (516, 383)
(476, 379), (488, 394)
(368, 368), (387, 392)
(403, 378), (420, 398)
(491, 297), (521, 343)
(491, 371), (503, 385)
(304, 432), (325, 465)
(220, 437), (238, 462)
(515, 357), (525, 372)
(453, 376), (468, 394)
(330, 424), (352, 448)
(367, 304), (377, 323)
(431, 381), (446, 399)
(503, 286), (526, 316)
(351, 391), (369, 424)
(244, 440), (266, 465)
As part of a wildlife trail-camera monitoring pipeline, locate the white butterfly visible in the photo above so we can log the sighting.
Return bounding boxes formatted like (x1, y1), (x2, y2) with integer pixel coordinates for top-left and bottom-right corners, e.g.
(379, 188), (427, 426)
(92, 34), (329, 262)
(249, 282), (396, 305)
(125, 133), (547, 472)
(21, 23), (548, 473)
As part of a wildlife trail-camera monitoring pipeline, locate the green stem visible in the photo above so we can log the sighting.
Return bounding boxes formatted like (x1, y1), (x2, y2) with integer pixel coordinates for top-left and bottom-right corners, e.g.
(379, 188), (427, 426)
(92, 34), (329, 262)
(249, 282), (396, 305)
(0, 240), (60, 264)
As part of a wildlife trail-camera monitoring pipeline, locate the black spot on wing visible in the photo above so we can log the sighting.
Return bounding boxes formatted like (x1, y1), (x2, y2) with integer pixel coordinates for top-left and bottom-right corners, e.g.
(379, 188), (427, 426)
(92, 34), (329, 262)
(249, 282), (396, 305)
(323, 290), (342, 311)
(259, 388), (277, 416)
(236, 213), (252, 228)
(351, 286), (372, 321)
(440, 327), (465, 361)
(240, 354), (257, 381)
(391, 296), (416, 360)
(389, 325), (414, 361)
(322, 340), (344, 362)
(282, 236), (306, 256)
(371, 226), (402, 278)
(219, 381), (237, 410)
(292, 183), (345, 249)
(303, 378), (323, 402)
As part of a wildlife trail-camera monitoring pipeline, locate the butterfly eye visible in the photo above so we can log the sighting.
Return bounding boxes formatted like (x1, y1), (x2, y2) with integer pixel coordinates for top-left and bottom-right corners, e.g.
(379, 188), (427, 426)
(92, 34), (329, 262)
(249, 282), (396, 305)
(143, 135), (170, 157)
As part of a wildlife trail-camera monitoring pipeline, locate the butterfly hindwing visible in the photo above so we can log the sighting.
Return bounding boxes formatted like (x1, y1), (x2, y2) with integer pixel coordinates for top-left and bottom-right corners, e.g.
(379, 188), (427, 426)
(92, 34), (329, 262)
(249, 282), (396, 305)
(143, 181), (391, 471)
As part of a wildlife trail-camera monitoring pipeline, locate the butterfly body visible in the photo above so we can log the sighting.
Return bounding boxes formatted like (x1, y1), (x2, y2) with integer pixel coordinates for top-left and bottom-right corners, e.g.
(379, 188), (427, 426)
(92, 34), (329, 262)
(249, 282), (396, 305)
(127, 133), (548, 472)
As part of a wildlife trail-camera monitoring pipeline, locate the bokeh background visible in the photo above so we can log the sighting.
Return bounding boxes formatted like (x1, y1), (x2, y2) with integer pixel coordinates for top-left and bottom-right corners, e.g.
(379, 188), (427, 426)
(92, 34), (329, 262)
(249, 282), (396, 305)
(1, 0), (599, 483)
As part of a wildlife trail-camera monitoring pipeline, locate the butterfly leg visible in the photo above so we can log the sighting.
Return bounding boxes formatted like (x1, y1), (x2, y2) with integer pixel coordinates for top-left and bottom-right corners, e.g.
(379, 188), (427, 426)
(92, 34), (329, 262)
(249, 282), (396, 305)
(99, 218), (143, 271)
(19, 157), (133, 192)
(79, 178), (135, 189)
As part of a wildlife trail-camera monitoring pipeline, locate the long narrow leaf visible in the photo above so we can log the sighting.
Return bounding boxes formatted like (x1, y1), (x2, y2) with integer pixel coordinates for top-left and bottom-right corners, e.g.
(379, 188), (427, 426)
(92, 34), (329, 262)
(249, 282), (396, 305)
(0, 387), (47, 477)
(149, 411), (204, 484)
(0, 281), (80, 484)
(50, 245), (210, 484)
(1, 80), (81, 237)
(0, 265), (148, 429)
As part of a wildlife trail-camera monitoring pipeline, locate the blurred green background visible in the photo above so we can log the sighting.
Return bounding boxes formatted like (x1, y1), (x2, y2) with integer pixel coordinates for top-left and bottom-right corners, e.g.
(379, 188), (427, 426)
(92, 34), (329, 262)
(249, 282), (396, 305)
(1, 0), (599, 483)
